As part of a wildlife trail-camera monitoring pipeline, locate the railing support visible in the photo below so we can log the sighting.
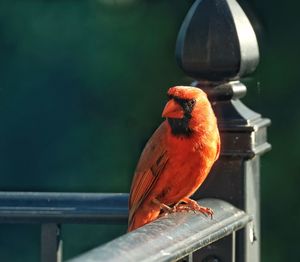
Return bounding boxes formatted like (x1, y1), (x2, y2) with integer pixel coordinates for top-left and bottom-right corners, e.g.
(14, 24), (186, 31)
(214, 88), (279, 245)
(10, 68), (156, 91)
(41, 223), (62, 262)
(176, 0), (271, 261)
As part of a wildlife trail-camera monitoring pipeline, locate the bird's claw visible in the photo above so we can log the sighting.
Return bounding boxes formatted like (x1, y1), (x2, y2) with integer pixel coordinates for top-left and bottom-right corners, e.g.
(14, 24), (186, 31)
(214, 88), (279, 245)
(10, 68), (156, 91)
(172, 199), (214, 219)
(156, 198), (214, 219)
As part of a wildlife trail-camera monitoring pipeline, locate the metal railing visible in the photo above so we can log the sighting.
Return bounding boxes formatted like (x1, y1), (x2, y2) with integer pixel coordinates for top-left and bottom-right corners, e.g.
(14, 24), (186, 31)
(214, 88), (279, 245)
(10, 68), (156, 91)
(0, 192), (128, 262)
(67, 199), (251, 262)
(0, 193), (250, 262)
(0, 192), (128, 224)
(0, 0), (271, 261)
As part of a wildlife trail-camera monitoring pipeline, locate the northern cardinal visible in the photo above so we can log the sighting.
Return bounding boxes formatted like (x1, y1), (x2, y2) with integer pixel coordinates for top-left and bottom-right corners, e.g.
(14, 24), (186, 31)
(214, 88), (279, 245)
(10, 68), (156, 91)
(128, 86), (220, 232)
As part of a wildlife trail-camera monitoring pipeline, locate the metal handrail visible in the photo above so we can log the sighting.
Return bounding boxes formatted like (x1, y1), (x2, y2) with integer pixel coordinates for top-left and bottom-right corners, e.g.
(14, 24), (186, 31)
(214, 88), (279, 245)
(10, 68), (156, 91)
(0, 192), (128, 224)
(67, 199), (251, 262)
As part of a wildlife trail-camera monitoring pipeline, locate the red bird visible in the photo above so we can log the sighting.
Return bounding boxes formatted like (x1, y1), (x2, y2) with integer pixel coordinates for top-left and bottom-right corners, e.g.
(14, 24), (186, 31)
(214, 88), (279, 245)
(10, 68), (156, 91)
(128, 86), (220, 232)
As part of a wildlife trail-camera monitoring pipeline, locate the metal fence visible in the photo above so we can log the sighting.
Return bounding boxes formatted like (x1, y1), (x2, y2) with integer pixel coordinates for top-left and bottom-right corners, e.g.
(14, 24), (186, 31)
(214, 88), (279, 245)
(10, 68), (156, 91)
(0, 193), (249, 262)
(0, 192), (128, 262)
(0, 0), (271, 261)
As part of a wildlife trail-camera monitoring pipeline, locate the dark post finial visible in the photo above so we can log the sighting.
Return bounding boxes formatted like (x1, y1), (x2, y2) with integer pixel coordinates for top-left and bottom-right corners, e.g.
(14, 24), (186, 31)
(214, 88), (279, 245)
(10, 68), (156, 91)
(176, 0), (259, 81)
(176, 0), (271, 262)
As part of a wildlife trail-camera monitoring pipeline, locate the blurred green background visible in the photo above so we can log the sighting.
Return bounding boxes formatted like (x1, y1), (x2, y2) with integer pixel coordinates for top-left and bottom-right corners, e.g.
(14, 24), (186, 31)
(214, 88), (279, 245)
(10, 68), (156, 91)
(0, 0), (298, 261)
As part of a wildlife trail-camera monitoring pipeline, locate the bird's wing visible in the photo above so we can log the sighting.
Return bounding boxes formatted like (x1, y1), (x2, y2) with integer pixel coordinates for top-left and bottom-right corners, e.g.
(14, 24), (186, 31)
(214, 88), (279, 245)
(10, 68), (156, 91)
(128, 122), (169, 224)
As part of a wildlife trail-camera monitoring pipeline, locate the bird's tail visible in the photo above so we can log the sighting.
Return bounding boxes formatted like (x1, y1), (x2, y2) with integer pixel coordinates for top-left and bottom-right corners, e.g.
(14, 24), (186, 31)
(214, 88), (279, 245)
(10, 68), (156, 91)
(127, 211), (148, 232)
(127, 214), (144, 232)
(127, 217), (138, 232)
(128, 207), (160, 232)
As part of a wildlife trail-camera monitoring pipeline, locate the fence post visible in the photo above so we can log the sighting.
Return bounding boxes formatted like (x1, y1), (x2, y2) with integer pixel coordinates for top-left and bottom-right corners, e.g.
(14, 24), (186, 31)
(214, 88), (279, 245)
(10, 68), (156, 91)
(41, 223), (62, 262)
(176, 0), (271, 262)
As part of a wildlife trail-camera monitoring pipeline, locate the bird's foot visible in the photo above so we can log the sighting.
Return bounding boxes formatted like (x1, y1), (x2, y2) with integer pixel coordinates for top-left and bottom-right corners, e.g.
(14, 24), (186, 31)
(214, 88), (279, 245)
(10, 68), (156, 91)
(173, 198), (214, 219)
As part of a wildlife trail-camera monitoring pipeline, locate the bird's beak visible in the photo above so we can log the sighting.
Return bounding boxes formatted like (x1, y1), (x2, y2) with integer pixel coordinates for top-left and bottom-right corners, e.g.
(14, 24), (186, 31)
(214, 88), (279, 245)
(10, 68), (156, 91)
(162, 99), (184, 119)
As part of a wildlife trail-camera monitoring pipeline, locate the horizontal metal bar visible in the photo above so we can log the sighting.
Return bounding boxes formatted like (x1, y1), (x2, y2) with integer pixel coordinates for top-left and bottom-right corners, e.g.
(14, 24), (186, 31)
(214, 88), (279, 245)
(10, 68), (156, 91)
(0, 192), (128, 224)
(67, 199), (251, 262)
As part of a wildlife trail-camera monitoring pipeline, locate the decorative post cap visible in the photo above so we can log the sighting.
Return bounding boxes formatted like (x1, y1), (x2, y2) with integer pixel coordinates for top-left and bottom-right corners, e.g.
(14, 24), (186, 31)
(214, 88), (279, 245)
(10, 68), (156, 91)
(176, 0), (259, 81)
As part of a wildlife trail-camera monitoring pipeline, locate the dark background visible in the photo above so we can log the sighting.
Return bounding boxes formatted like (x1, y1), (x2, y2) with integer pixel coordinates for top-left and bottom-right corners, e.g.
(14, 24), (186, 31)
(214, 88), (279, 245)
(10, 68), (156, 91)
(0, 0), (298, 261)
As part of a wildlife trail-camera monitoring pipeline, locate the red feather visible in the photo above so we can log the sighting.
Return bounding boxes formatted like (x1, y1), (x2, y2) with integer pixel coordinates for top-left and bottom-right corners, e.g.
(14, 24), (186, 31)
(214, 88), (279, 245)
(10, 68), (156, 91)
(128, 86), (220, 231)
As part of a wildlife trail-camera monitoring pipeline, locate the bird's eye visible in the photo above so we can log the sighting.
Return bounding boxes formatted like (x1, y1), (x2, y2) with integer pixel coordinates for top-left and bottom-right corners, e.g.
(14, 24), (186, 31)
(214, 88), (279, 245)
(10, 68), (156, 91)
(189, 99), (196, 106)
